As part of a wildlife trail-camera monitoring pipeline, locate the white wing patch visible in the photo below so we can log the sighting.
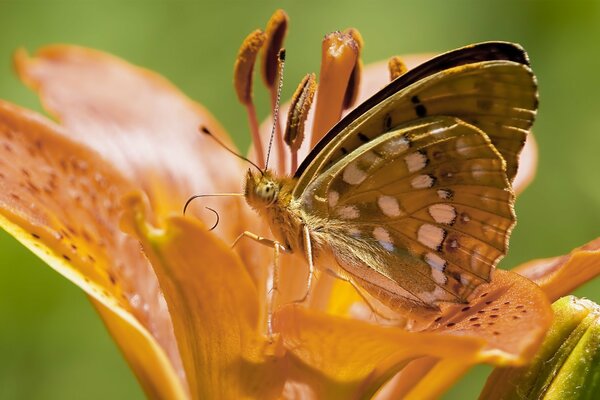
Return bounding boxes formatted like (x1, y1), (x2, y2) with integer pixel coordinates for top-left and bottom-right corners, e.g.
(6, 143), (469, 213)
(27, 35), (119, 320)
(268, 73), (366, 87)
(428, 204), (457, 224)
(417, 224), (445, 250)
(404, 151), (428, 172)
(342, 161), (367, 185)
(373, 227), (394, 251)
(411, 174), (435, 189)
(377, 195), (403, 217)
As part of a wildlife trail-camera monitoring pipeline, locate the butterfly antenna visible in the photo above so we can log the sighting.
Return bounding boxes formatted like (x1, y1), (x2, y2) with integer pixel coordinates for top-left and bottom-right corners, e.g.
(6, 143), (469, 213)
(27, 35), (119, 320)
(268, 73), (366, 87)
(264, 48), (286, 171)
(204, 207), (220, 231)
(182, 193), (244, 216)
(199, 126), (263, 174)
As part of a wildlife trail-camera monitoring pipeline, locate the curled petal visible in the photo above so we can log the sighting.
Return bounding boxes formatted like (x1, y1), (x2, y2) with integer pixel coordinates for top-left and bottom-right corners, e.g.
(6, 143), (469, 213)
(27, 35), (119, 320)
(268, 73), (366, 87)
(121, 193), (286, 399)
(515, 237), (600, 301)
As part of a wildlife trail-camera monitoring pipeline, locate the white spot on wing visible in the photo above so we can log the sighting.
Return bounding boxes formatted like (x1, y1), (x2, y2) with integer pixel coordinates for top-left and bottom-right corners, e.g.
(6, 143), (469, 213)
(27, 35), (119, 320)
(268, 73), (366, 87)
(404, 152), (428, 172)
(373, 227), (394, 251)
(471, 246), (482, 269)
(336, 205), (360, 219)
(471, 163), (486, 179)
(428, 204), (456, 224)
(426, 252), (447, 285)
(328, 191), (339, 207)
(411, 174), (434, 189)
(437, 189), (452, 200)
(455, 137), (472, 156)
(382, 136), (409, 155)
(377, 195), (403, 217)
(343, 161), (367, 185)
(417, 224), (445, 250)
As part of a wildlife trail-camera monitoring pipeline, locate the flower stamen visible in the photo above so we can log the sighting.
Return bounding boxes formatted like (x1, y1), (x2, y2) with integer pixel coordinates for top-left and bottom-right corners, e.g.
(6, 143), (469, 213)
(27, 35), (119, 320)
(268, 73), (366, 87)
(311, 31), (359, 147)
(284, 73), (316, 173)
(234, 29), (266, 167)
(261, 9), (289, 173)
(388, 55), (408, 80)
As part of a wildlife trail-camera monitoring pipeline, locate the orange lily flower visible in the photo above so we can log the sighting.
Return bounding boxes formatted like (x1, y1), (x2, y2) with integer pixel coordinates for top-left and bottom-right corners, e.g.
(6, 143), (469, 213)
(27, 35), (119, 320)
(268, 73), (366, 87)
(1, 9), (598, 399)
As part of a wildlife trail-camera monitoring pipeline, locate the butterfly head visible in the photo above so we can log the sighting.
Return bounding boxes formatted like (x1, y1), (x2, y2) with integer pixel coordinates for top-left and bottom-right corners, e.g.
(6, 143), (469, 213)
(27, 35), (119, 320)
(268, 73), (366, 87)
(244, 169), (281, 209)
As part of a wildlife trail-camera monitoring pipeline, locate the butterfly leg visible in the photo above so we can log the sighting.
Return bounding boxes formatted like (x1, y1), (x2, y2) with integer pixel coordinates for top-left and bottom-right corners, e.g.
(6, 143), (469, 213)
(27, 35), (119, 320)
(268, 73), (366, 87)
(323, 268), (399, 323)
(231, 231), (285, 340)
(293, 225), (315, 304)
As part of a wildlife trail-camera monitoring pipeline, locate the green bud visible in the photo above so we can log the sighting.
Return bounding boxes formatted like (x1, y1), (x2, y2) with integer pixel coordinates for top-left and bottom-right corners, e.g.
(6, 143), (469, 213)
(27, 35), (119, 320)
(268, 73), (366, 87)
(480, 296), (600, 399)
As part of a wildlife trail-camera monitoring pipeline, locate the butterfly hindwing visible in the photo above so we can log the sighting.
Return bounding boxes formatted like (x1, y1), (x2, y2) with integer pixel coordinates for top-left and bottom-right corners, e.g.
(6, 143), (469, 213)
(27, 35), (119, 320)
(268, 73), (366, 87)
(294, 42), (537, 198)
(300, 116), (514, 309)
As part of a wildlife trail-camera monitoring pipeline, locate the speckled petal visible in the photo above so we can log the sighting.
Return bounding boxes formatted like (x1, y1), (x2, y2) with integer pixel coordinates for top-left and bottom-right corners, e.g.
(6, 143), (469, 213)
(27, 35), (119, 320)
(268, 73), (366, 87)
(0, 100), (184, 395)
(15, 45), (249, 241)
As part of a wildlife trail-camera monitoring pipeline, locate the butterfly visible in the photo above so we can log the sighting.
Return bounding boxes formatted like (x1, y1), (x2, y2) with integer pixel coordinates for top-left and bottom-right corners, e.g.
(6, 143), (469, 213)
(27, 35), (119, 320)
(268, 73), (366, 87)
(242, 41), (538, 322)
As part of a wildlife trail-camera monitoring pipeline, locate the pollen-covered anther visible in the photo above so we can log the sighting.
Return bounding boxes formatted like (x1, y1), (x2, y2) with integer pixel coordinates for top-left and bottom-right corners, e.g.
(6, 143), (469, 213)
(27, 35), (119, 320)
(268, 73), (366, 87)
(311, 31), (359, 146)
(342, 28), (364, 110)
(388, 55), (408, 81)
(261, 9), (289, 89)
(233, 28), (267, 168)
(285, 73), (316, 151)
(233, 29), (266, 105)
(285, 73), (317, 172)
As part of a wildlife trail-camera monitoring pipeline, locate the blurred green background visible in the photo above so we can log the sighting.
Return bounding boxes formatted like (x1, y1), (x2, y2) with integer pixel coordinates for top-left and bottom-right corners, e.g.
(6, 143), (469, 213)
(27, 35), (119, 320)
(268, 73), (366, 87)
(0, 1), (598, 399)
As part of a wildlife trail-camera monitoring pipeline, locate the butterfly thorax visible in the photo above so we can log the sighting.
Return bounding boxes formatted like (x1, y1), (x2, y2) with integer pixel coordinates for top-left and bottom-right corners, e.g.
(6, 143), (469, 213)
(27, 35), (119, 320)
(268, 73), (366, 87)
(244, 169), (308, 252)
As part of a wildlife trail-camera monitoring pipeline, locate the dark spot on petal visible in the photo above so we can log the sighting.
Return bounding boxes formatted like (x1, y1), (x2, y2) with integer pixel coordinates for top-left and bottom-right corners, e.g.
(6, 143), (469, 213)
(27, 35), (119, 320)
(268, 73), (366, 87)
(446, 322), (456, 327)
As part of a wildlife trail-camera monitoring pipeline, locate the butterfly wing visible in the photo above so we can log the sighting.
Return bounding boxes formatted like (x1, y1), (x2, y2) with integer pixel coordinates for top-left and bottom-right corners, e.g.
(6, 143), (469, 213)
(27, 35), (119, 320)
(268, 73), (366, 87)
(294, 42), (537, 196)
(300, 116), (514, 310)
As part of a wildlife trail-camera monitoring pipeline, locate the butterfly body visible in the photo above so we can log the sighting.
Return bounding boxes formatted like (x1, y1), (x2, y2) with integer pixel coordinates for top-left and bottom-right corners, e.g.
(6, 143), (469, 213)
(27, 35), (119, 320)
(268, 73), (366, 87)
(244, 42), (538, 320)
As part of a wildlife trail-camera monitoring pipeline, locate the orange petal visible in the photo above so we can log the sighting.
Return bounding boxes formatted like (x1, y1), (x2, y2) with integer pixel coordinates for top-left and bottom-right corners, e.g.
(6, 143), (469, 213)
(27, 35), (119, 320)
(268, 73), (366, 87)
(121, 192), (286, 400)
(274, 304), (495, 399)
(0, 100), (184, 387)
(15, 46), (248, 241)
(372, 269), (552, 398)
(16, 44), (272, 306)
(434, 269), (553, 362)
(515, 238), (600, 301)
(92, 298), (188, 399)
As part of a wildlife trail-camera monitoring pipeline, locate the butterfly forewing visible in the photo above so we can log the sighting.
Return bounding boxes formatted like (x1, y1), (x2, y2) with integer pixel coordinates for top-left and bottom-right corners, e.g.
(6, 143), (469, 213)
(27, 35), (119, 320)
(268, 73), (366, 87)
(293, 43), (537, 198)
(300, 116), (515, 310)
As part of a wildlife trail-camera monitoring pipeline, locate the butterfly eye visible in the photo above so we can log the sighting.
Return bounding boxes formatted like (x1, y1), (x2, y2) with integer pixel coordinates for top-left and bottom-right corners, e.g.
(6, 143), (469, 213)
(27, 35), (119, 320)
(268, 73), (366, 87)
(256, 181), (278, 204)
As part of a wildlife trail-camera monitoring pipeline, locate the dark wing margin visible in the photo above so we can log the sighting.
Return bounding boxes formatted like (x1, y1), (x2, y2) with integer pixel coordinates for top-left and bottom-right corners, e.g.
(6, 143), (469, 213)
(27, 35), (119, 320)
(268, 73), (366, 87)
(295, 41), (534, 179)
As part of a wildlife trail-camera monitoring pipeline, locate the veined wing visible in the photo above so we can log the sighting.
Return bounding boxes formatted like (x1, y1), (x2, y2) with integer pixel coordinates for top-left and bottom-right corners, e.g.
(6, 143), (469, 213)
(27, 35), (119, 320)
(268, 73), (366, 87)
(294, 42), (537, 197)
(301, 117), (514, 308)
